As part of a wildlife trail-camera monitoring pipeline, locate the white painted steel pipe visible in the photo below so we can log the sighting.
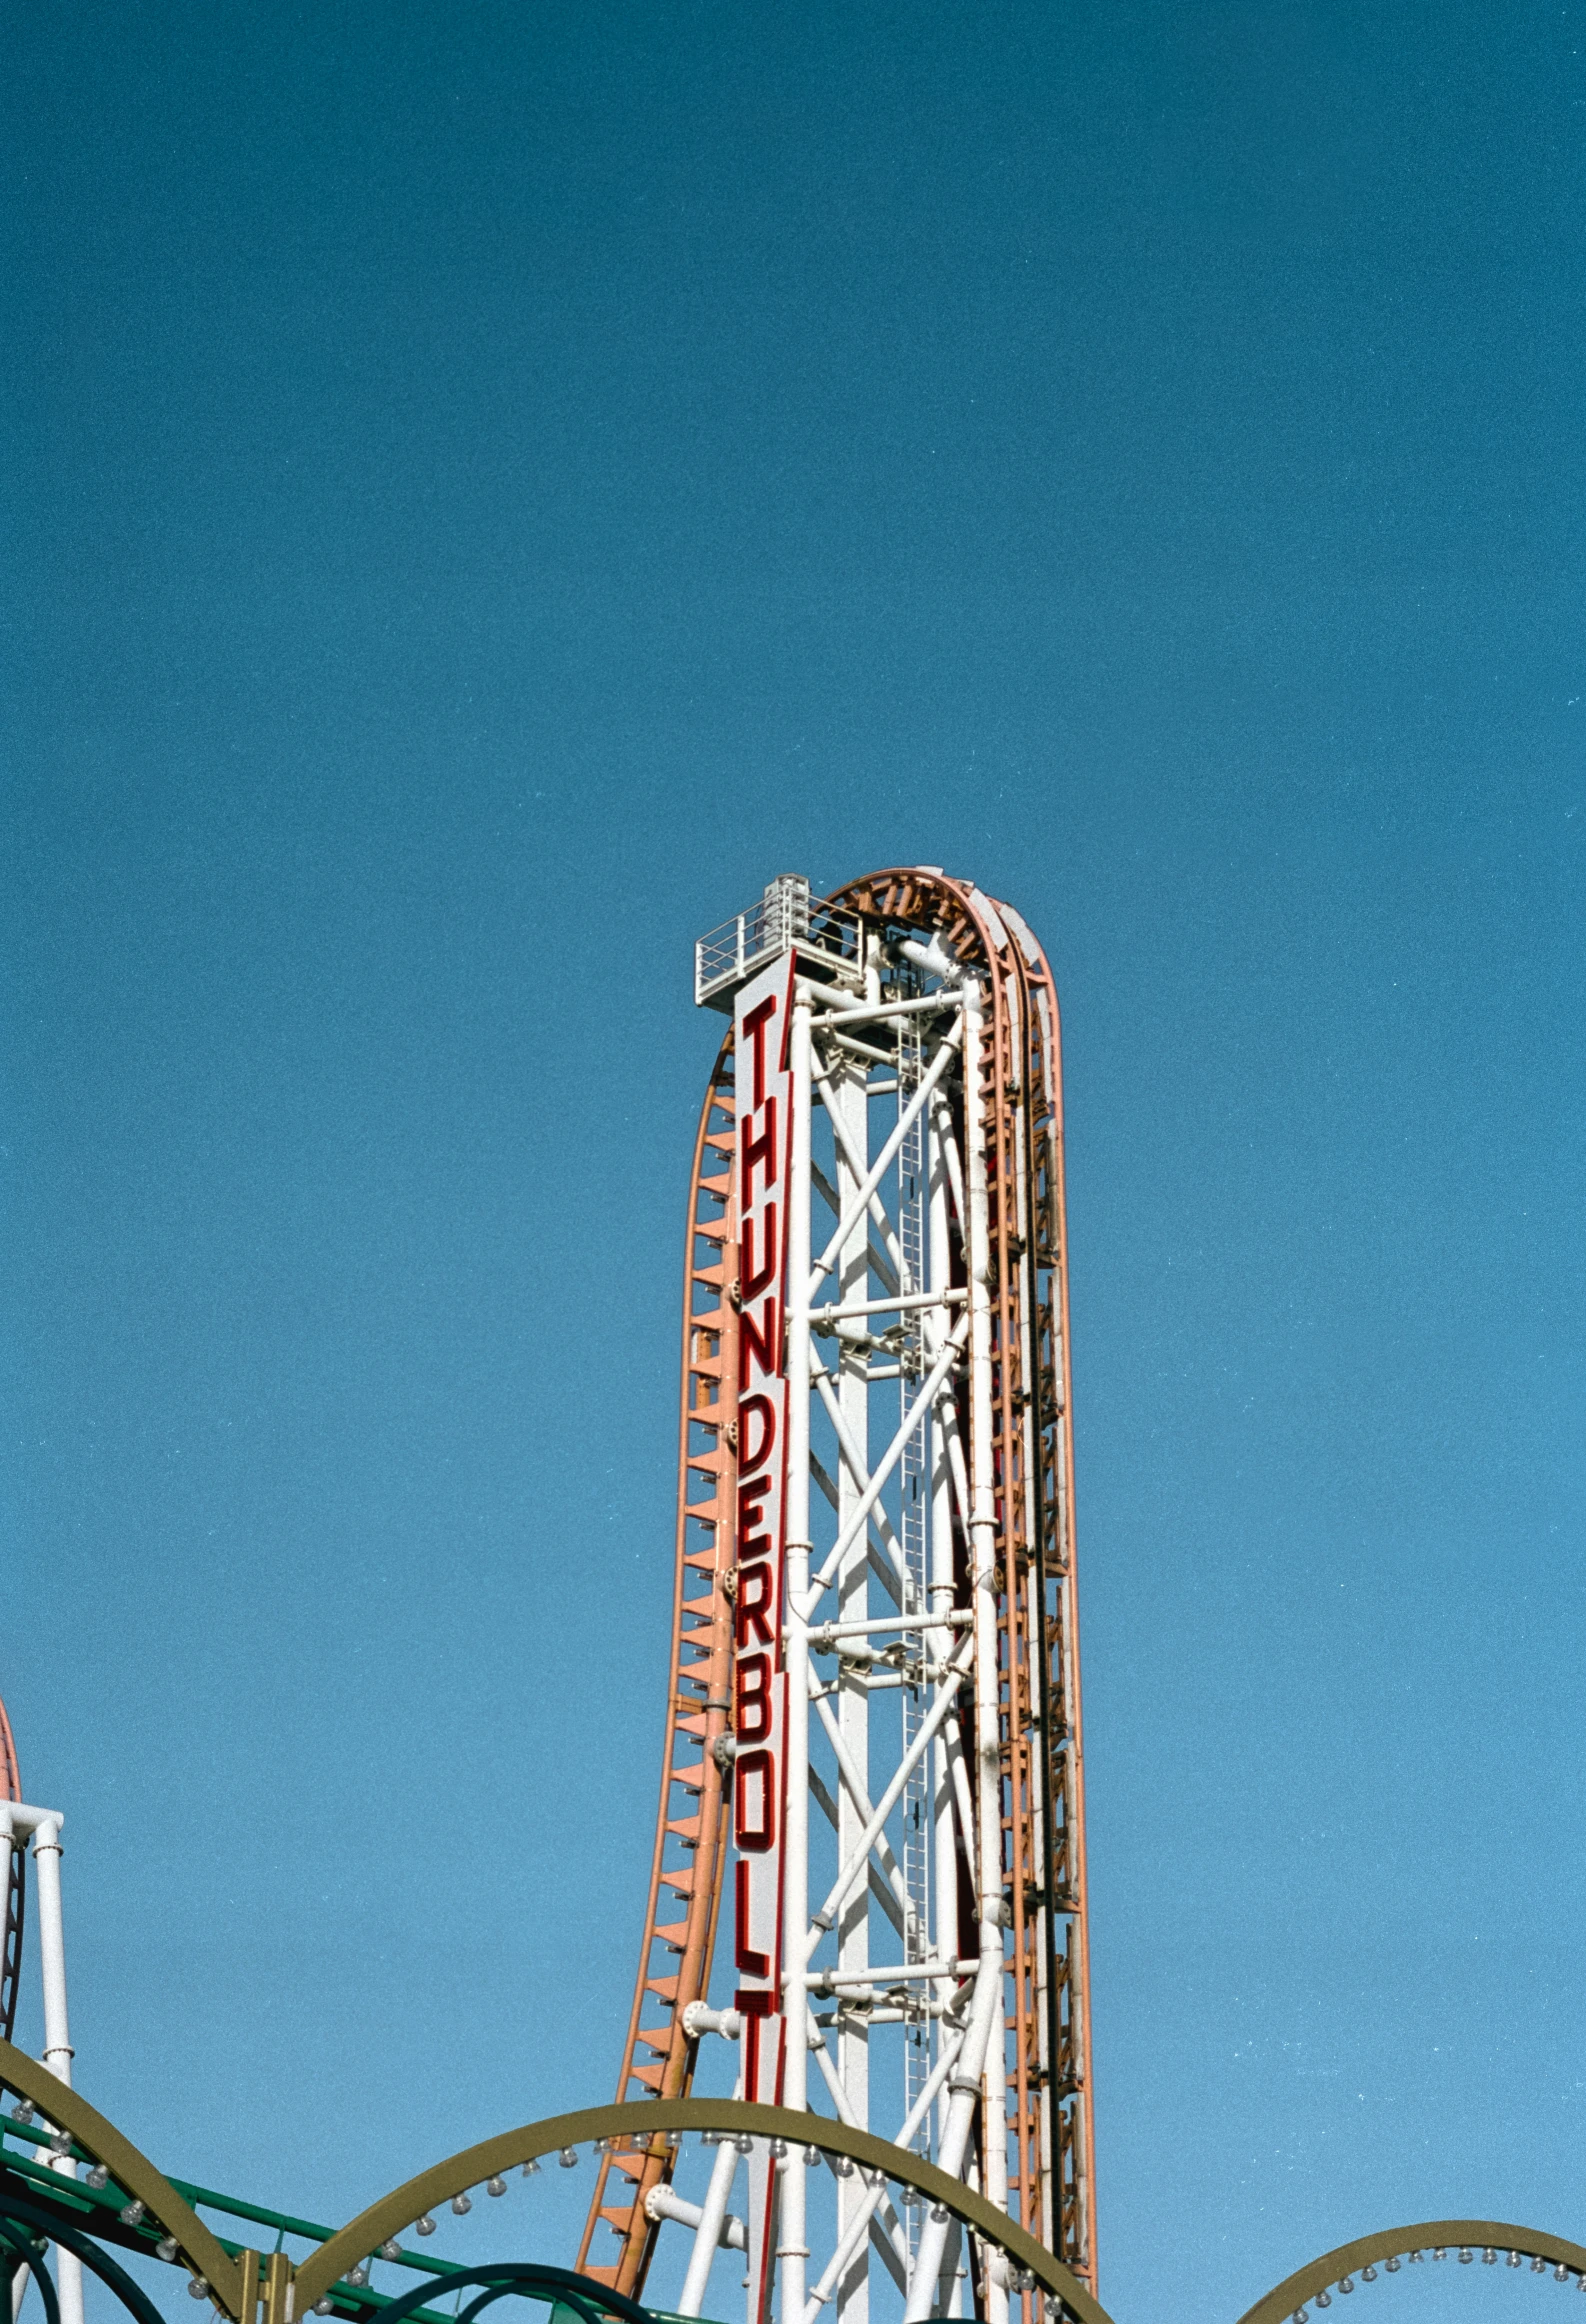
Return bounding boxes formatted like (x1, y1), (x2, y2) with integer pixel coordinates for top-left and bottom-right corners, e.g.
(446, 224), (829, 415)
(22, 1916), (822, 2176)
(802, 2050), (915, 2290)
(809, 1054), (911, 1296)
(681, 2002), (742, 2040)
(30, 1821), (72, 2083)
(896, 935), (962, 986)
(0, 1808), (86, 2324)
(928, 1085), (961, 2083)
(808, 1959), (982, 1989)
(810, 1367), (911, 1601)
(677, 2081), (745, 2317)
(808, 1610), (971, 1645)
(906, 974), (1009, 2321)
(810, 1692), (916, 1944)
(806, 1637), (975, 1952)
(806, 1317), (969, 1604)
(801, 2031), (966, 2324)
(801, 987), (964, 1030)
(811, 1286), (966, 1325)
(808, 1023), (963, 1291)
(646, 2184), (747, 2251)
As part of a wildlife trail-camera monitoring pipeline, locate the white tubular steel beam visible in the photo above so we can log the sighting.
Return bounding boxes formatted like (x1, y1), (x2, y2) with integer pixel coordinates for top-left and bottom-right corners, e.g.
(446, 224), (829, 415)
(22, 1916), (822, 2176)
(812, 1287), (966, 1326)
(808, 1022), (963, 1293)
(676, 2078), (745, 2317)
(832, 1011), (871, 2324)
(0, 1807), (85, 2324)
(802, 2033), (966, 2324)
(811, 1691), (916, 1944)
(928, 1079), (961, 2051)
(803, 989), (964, 1030)
(807, 1319), (969, 1605)
(906, 973), (1005, 2322)
(811, 1367), (911, 1599)
(810, 1056), (912, 1297)
(806, 1637), (976, 1955)
(810, 1610), (972, 1645)
(647, 2184), (748, 2252)
(810, 1960), (981, 1990)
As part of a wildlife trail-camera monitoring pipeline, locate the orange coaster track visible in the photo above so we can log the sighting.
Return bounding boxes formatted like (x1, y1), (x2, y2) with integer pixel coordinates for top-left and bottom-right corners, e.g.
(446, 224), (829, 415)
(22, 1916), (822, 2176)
(577, 1043), (741, 2285)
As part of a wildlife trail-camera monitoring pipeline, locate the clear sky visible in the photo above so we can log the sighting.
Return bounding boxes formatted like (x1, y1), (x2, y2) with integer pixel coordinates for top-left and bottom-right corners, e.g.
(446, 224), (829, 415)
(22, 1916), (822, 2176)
(3, 5), (1583, 2324)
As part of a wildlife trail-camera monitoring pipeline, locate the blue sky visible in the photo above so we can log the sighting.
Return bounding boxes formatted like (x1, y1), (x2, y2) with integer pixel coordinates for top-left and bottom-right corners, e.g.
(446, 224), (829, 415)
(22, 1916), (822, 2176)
(3, 6), (1583, 2324)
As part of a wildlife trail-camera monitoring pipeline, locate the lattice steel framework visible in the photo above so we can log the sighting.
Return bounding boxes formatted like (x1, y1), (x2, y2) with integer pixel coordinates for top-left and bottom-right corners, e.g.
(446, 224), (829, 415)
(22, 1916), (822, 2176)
(580, 870), (1094, 2324)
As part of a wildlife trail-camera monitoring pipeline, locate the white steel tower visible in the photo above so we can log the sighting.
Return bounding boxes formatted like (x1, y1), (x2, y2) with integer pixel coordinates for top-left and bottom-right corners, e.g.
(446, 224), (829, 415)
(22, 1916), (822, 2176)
(581, 869), (1094, 2324)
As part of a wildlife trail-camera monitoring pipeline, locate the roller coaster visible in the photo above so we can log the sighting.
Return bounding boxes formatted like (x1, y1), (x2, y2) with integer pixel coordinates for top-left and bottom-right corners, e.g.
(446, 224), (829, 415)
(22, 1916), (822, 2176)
(1, 868), (1574, 2324)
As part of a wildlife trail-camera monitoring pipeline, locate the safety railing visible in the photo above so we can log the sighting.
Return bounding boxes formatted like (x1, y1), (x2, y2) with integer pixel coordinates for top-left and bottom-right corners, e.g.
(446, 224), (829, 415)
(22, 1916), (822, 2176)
(694, 876), (863, 1009)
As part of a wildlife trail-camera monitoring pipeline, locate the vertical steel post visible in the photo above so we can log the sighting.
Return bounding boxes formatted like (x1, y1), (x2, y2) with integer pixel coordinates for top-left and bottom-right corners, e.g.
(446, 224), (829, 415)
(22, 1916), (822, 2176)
(31, 1818), (84, 2324)
(906, 973), (1005, 2321)
(927, 1084), (959, 2117)
(678, 2074), (745, 2316)
(833, 1002), (872, 2324)
(779, 984), (814, 2324)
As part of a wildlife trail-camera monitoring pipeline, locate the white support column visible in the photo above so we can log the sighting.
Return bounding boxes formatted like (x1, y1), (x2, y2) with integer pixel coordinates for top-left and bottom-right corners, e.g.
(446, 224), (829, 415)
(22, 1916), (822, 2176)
(678, 2077), (746, 2316)
(832, 1016), (871, 2324)
(779, 983), (814, 2324)
(927, 1083), (960, 2156)
(906, 975), (1006, 2322)
(29, 1816), (84, 2324)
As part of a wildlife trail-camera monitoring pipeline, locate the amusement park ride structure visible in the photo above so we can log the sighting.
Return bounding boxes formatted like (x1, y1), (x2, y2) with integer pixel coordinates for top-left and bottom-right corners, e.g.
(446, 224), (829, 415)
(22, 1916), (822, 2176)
(578, 867), (1095, 2324)
(1, 866), (1580, 2324)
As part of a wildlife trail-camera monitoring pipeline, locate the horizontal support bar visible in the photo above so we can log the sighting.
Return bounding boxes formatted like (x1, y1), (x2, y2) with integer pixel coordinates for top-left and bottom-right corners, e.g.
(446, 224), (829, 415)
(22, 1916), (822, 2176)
(803, 988), (964, 1030)
(800, 1960), (983, 1991)
(810, 1610), (972, 1644)
(811, 1288), (967, 1326)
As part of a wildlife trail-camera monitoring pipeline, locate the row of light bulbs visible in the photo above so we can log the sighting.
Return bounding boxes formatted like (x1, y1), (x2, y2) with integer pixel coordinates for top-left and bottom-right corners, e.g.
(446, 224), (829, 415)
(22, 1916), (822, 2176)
(6, 2102), (1059, 2322)
(1296, 2250), (1584, 2320)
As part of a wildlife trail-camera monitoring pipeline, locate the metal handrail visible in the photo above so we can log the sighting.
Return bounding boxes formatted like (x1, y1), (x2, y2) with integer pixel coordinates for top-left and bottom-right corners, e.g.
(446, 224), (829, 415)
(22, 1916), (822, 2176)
(694, 878), (862, 1008)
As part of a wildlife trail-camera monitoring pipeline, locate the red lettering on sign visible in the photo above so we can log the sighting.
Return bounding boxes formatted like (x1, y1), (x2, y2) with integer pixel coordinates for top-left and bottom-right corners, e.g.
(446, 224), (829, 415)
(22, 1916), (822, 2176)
(738, 1392), (776, 1477)
(735, 1559), (775, 1648)
(734, 1858), (770, 1972)
(738, 1296), (780, 1388)
(737, 1475), (773, 1562)
(741, 1097), (779, 1208)
(734, 1751), (776, 1857)
(740, 1204), (779, 1301)
(740, 995), (778, 1110)
(730, 948), (794, 2279)
(735, 1652), (772, 1742)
